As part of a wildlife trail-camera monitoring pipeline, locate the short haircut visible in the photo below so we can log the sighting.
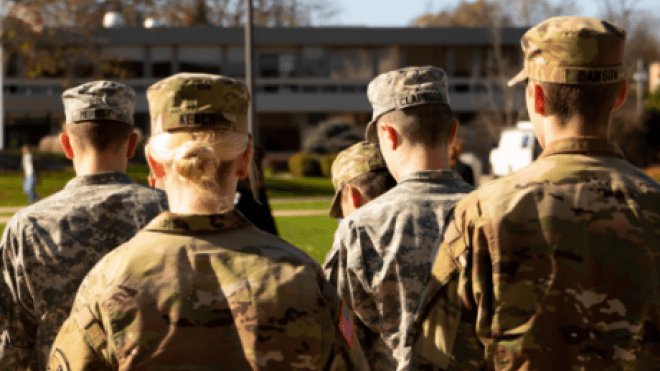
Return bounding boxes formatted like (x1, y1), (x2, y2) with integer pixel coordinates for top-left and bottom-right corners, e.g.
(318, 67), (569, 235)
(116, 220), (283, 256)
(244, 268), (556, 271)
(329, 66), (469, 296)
(64, 120), (134, 152)
(378, 104), (453, 147)
(343, 168), (396, 203)
(535, 80), (622, 128)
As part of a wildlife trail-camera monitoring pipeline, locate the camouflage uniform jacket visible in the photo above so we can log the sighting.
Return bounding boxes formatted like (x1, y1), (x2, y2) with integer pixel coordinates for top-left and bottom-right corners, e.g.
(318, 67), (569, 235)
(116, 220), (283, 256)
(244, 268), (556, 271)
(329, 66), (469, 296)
(409, 137), (660, 371)
(47, 211), (370, 371)
(324, 170), (474, 371)
(0, 172), (168, 371)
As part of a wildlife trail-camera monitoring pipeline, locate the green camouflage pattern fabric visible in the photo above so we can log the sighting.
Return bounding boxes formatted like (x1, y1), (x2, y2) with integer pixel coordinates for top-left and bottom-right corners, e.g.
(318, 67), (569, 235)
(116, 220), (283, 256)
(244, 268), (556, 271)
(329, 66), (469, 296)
(62, 81), (136, 126)
(409, 137), (660, 370)
(0, 172), (168, 371)
(147, 72), (250, 135)
(324, 170), (473, 371)
(329, 141), (388, 218)
(48, 211), (370, 371)
(509, 16), (626, 86)
(365, 66), (450, 143)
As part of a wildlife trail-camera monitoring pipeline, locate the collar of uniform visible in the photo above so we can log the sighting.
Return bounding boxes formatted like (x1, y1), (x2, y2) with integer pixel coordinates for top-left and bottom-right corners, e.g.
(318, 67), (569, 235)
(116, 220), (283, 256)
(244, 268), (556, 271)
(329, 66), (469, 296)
(398, 170), (462, 184)
(64, 171), (134, 189)
(145, 210), (253, 234)
(538, 137), (625, 160)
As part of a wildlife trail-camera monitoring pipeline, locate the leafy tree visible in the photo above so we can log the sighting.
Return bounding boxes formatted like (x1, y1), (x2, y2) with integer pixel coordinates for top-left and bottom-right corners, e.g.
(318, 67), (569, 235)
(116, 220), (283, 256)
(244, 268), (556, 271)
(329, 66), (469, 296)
(1, 0), (339, 79)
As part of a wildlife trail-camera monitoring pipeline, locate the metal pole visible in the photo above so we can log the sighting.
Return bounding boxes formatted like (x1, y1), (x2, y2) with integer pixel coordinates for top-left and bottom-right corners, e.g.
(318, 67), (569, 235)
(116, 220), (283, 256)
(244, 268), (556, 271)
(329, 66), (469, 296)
(244, 0), (256, 144)
(637, 59), (644, 114)
(0, 0), (5, 150)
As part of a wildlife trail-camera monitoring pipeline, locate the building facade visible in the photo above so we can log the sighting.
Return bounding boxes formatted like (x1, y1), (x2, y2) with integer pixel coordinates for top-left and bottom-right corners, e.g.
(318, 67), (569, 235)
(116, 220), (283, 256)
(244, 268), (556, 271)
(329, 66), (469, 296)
(2, 26), (527, 153)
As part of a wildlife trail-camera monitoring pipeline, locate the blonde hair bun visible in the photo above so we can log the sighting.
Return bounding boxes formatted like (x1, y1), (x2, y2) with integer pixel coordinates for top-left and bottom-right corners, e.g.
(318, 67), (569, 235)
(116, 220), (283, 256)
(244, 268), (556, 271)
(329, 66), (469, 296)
(173, 142), (217, 182)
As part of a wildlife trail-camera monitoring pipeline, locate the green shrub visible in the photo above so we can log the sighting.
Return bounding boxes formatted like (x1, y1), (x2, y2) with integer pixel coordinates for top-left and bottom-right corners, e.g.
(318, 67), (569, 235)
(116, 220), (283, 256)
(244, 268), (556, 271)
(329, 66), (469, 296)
(319, 153), (339, 177)
(288, 153), (322, 177)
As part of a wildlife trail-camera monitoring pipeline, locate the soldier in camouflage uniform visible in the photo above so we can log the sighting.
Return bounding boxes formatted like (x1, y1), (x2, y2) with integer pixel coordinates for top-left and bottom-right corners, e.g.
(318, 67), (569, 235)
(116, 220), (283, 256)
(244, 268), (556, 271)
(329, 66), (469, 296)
(329, 141), (396, 220)
(323, 67), (474, 371)
(0, 81), (168, 371)
(47, 73), (369, 371)
(409, 17), (660, 370)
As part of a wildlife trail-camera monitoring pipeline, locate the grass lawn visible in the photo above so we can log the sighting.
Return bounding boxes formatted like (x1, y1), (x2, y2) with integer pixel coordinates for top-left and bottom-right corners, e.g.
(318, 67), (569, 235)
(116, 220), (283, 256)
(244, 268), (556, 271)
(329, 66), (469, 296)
(0, 168), (336, 264)
(274, 215), (337, 265)
(270, 200), (331, 211)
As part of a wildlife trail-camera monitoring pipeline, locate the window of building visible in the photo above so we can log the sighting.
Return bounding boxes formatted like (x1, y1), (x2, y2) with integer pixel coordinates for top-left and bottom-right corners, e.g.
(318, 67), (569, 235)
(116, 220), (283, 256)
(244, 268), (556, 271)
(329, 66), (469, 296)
(102, 46), (145, 78)
(224, 46), (245, 78)
(300, 47), (327, 78)
(178, 46), (222, 75)
(329, 48), (374, 80)
(150, 46), (173, 78)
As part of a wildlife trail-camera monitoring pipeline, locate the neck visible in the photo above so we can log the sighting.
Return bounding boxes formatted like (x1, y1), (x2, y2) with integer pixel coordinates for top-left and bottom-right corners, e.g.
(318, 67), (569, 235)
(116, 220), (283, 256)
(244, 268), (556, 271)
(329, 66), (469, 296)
(164, 177), (238, 215)
(536, 114), (610, 148)
(391, 145), (450, 180)
(72, 151), (128, 176)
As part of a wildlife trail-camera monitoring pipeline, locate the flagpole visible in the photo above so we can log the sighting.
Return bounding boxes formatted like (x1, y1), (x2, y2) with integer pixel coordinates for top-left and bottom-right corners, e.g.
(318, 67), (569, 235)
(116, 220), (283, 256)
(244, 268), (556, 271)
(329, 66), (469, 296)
(1, 0), (5, 150)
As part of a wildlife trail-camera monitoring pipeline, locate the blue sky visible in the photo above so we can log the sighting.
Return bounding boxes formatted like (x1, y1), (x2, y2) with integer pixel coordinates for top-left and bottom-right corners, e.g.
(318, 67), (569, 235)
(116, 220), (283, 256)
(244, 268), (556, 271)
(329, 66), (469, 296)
(332, 0), (660, 27)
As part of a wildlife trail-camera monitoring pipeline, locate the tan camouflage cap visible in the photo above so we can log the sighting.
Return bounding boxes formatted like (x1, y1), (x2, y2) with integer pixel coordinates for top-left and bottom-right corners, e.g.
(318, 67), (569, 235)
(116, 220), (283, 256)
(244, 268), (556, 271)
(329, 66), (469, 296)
(329, 141), (388, 218)
(147, 72), (250, 135)
(62, 81), (135, 126)
(365, 66), (450, 143)
(508, 16), (626, 87)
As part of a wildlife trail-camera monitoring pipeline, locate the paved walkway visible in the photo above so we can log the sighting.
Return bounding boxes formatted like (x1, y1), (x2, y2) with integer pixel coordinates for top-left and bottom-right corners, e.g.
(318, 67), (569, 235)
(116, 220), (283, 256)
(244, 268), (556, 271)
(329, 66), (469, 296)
(0, 201), (332, 224)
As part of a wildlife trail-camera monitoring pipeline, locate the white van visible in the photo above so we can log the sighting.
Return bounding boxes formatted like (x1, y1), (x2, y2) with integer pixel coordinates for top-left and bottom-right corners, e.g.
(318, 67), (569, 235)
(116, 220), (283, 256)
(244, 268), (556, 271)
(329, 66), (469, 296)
(489, 121), (541, 177)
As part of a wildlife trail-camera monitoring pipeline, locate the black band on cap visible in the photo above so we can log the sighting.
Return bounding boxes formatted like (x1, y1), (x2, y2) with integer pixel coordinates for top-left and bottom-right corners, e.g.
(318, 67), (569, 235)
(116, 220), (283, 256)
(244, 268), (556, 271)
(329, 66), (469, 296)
(178, 113), (235, 129)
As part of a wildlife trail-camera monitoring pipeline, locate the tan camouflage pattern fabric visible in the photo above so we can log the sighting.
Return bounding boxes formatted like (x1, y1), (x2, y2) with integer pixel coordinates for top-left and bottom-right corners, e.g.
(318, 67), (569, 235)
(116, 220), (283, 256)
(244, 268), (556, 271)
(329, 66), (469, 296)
(329, 141), (388, 218)
(147, 72), (250, 135)
(48, 211), (370, 371)
(409, 138), (660, 370)
(365, 67), (450, 143)
(62, 81), (136, 126)
(324, 170), (473, 371)
(509, 16), (626, 86)
(0, 172), (168, 371)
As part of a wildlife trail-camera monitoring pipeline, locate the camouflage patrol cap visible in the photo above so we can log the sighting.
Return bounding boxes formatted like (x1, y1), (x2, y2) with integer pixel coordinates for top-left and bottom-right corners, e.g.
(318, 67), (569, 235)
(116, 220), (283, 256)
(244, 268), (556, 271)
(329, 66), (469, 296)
(508, 16), (626, 87)
(329, 141), (387, 218)
(147, 72), (250, 135)
(62, 81), (135, 126)
(365, 66), (450, 143)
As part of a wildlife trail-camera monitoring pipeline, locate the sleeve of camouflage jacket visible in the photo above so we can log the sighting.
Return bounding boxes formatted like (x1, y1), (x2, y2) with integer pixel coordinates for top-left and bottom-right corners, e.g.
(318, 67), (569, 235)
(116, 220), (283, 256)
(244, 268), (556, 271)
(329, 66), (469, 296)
(409, 195), (485, 371)
(319, 271), (371, 371)
(0, 219), (38, 371)
(324, 222), (393, 369)
(47, 265), (110, 371)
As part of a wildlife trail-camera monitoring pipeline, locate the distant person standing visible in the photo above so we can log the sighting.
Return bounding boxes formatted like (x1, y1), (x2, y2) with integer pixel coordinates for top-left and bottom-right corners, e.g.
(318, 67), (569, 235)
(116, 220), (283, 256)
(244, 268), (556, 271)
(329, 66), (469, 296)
(21, 144), (40, 204)
(0, 81), (168, 371)
(449, 139), (474, 186)
(328, 141), (396, 221)
(323, 66), (474, 371)
(410, 17), (660, 370)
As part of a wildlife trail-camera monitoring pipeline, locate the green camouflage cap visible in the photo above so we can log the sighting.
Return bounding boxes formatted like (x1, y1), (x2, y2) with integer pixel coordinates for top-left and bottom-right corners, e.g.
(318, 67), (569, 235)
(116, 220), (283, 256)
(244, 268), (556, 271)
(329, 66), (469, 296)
(508, 16), (626, 87)
(329, 141), (387, 218)
(365, 66), (450, 143)
(62, 81), (135, 126)
(147, 72), (250, 135)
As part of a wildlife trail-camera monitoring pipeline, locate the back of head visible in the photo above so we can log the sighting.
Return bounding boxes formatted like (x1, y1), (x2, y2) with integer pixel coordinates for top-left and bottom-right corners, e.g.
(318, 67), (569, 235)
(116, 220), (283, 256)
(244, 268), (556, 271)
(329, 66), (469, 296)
(508, 16), (626, 125)
(365, 66), (453, 147)
(329, 141), (394, 218)
(62, 81), (136, 152)
(145, 72), (252, 189)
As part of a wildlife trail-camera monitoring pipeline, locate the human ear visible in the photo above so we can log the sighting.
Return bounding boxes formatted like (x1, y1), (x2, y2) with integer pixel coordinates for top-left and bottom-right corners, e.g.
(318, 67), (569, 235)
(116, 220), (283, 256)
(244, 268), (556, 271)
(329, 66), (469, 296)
(60, 133), (75, 159)
(612, 80), (628, 112)
(350, 186), (362, 208)
(126, 133), (139, 159)
(147, 153), (166, 179)
(534, 83), (546, 115)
